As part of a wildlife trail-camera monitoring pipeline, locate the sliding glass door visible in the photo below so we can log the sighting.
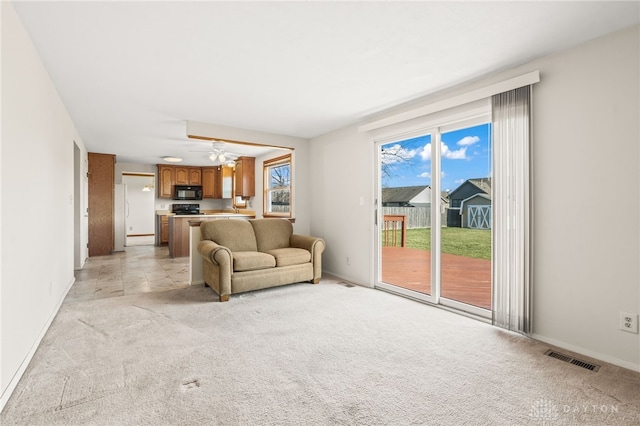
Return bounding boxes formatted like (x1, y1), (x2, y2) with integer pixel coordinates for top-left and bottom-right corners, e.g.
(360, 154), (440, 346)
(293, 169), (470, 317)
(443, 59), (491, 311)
(379, 133), (433, 298)
(439, 124), (492, 313)
(375, 120), (492, 318)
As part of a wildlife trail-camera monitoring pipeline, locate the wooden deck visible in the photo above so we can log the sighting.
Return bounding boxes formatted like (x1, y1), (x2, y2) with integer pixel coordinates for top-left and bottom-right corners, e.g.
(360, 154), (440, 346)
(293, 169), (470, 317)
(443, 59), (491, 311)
(381, 247), (491, 310)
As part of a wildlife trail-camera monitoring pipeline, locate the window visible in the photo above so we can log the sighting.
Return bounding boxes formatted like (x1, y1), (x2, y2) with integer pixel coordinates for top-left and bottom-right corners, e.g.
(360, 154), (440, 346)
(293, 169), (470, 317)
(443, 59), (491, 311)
(263, 154), (291, 217)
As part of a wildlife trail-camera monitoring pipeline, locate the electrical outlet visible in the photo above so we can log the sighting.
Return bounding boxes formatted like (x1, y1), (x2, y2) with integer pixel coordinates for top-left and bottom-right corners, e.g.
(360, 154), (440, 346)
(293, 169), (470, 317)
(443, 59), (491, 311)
(619, 312), (639, 334)
(346, 256), (351, 265)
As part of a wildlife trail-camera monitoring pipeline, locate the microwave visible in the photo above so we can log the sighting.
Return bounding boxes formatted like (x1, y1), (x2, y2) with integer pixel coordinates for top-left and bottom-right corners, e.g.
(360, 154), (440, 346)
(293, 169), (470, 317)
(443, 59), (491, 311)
(173, 185), (203, 200)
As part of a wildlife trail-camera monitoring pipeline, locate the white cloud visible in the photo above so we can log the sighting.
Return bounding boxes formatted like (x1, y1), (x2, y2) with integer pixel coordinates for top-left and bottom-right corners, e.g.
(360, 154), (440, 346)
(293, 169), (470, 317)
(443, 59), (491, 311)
(442, 144), (467, 159)
(420, 142), (467, 161)
(418, 172), (430, 178)
(457, 136), (480, 146)
(381, 144), (418, 165)
(454, 178), (465, 184)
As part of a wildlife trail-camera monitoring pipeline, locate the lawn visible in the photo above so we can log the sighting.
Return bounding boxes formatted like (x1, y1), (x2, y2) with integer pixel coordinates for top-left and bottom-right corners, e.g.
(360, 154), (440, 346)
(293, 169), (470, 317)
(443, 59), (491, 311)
(386, 227), (492, 260)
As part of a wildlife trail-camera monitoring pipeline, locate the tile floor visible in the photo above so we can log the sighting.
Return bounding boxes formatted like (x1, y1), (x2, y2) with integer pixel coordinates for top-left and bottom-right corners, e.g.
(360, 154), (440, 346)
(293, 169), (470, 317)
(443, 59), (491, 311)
(67, 245), (190, 303)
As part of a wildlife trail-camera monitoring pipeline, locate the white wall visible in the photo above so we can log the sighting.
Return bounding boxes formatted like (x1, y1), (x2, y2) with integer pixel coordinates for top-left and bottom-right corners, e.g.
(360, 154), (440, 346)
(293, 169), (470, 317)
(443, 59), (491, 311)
(1, 1), (87, 410)
(309, 25), (640, 371)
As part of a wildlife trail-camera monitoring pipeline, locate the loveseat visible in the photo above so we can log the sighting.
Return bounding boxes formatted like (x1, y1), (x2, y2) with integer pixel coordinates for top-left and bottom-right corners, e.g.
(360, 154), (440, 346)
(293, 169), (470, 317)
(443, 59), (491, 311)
(197, 218), (325, 302)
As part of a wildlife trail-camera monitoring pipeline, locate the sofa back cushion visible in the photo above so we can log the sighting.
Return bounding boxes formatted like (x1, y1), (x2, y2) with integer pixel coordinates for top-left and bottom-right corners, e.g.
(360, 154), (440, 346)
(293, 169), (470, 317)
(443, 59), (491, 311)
(200, 219), (257, 252)
(250, 218), (293, 252)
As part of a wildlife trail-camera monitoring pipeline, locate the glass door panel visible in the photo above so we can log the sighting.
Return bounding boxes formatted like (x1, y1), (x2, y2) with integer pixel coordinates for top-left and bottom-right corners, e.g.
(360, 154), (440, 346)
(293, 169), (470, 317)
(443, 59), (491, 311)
(440, 124), (492, 310)
(379, 134), (432, 296)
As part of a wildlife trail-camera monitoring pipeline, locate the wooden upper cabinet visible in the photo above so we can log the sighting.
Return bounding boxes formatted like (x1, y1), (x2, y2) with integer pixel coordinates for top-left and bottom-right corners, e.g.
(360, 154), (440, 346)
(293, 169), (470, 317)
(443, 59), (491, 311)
(157, 165), (175, 199)
(234, 156), (255, 199)
(175, 166), (201, 185)
(188, 167), (202, 185)
(175, 167), (189, 185)
(159, 165), (202, 198)
(202, 167), (220, 199)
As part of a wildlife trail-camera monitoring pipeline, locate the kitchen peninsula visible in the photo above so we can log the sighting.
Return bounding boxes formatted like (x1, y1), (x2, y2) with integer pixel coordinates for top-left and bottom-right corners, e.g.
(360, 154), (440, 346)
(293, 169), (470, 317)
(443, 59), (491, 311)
(165, 211), (256, 258)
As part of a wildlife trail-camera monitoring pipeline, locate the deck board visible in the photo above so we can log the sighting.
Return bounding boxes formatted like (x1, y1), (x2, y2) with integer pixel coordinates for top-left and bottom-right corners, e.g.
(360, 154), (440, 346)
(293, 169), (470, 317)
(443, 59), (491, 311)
(381, 247), (491, 310)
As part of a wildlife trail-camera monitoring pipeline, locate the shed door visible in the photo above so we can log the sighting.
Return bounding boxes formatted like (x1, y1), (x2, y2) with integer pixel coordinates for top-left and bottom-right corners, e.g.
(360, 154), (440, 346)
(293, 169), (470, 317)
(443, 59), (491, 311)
(468, 205), (491, 229)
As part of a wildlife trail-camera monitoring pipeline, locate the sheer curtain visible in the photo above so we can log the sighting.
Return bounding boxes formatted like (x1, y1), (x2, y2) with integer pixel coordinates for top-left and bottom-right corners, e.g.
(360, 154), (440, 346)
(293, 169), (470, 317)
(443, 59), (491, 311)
(492, 86), (532, 333)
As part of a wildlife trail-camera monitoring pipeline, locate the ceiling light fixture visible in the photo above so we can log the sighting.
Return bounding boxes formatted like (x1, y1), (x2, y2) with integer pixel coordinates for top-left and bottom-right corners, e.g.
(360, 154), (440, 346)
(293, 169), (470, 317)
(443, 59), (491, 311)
(163, 156), (183, 163)
(209, 153), (226, 163)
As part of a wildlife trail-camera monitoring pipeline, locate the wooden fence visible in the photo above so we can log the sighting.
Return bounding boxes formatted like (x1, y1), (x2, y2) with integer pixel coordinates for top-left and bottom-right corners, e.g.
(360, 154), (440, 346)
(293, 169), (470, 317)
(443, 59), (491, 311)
(382, 206), (446, 229)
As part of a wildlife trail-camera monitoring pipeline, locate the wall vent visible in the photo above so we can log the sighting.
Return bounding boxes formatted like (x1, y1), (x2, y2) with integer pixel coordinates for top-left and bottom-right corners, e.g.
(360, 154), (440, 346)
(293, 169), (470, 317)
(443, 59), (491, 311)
(544, 349), (601, 372)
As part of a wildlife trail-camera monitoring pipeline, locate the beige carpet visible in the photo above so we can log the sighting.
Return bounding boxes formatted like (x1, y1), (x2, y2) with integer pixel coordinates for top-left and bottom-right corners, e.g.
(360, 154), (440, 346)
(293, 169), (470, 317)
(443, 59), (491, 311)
(2, 278), (639, 425)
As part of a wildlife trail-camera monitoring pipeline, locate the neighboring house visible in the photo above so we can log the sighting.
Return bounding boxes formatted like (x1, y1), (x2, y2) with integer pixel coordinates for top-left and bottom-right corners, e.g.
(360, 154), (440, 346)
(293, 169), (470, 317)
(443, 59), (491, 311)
(382, 186), (449, 209)
(447, 178), (492, 228)
(381, 185), (430, 207)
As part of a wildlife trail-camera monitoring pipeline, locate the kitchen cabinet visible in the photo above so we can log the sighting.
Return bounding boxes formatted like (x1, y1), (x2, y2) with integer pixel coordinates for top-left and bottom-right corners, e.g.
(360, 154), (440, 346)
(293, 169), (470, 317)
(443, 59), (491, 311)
(174, 167), (188, 185)
(159, 215), (169, 244)
(202, 166), (234, 199)
(188, 167), (202, 185)
(234, 156), (255, 199)
(175, 166), (201, 185)
(202, 167), (220, 199)
(157, 165), (202, 199)
(157, 165), (175, 199)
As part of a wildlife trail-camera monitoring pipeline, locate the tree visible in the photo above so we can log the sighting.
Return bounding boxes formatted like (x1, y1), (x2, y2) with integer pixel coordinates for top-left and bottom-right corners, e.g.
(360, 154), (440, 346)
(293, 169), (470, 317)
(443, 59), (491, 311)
(381, 143), (415, 183)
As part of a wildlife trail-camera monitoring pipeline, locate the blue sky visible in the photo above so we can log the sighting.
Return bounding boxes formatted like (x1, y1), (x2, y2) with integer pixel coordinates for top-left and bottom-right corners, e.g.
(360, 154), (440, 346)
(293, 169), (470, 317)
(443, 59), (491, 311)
(381, 123), (491, 192)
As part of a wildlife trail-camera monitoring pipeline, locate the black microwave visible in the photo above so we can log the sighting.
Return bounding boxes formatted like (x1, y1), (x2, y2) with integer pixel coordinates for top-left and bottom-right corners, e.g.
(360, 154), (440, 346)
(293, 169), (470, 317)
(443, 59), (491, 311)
(174, 185), (203, 200)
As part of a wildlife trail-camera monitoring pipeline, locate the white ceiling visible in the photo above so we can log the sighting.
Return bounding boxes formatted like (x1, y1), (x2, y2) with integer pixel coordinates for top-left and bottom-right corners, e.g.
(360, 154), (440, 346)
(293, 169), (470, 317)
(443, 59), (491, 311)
(11, 1), (640, 166)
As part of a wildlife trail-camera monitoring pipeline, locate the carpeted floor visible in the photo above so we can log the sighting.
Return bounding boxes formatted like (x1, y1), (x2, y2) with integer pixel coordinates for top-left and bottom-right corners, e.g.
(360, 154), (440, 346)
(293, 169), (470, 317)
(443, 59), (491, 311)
(2, 277), (639, 425)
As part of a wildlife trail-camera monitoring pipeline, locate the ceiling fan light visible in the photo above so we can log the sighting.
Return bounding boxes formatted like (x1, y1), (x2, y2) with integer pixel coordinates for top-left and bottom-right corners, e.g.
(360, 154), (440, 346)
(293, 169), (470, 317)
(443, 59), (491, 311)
(219, 154), (226, 162)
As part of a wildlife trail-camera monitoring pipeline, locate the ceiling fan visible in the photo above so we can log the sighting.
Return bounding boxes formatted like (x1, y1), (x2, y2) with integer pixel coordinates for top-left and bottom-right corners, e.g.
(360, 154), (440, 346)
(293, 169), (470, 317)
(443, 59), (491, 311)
(189, 141), (238, 165)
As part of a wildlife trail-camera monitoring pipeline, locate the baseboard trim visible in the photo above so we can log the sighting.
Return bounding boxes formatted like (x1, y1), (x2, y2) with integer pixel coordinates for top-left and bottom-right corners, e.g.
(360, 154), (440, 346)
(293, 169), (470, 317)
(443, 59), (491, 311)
(0, 277), (75, 413)
(321, 270), (371, 288)
(531, 333), (640, 373)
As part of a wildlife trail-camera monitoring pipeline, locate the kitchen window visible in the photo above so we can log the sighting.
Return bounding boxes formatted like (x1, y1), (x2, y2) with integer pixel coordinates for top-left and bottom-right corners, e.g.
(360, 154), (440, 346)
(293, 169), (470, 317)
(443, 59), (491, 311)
(263, 154), (291, 218)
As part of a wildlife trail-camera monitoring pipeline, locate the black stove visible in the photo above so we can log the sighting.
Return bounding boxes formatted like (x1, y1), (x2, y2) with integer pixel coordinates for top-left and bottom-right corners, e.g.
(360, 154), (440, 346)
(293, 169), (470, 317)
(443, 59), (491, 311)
(172, 203), (201, 215)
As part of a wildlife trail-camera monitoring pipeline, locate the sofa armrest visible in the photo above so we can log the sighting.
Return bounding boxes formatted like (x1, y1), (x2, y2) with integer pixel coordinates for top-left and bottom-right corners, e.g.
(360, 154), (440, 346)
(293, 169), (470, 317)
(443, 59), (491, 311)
(198, 240), (233, 301)
(290, 234), (325, 282)
(197, 240), (232, 267)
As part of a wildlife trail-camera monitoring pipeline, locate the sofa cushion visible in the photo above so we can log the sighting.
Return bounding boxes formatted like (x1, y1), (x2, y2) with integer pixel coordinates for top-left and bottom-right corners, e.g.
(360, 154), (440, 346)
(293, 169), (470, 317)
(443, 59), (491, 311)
(233, 251), (276, 272)
(250, 218), (293, 252)
(267, 248), (311, 267)
(201, 219), (258, 252)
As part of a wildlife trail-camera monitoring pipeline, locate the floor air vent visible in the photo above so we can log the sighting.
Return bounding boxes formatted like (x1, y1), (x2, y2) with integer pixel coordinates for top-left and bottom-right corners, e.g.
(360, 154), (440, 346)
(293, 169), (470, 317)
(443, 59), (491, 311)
(338, 282), (355, 288)
(544, 349), (601, 372)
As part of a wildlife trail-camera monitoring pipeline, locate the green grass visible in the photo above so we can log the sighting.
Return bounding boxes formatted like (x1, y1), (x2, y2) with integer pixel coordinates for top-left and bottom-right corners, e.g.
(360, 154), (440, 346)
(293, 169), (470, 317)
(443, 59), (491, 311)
(385, 227), (492, 260)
